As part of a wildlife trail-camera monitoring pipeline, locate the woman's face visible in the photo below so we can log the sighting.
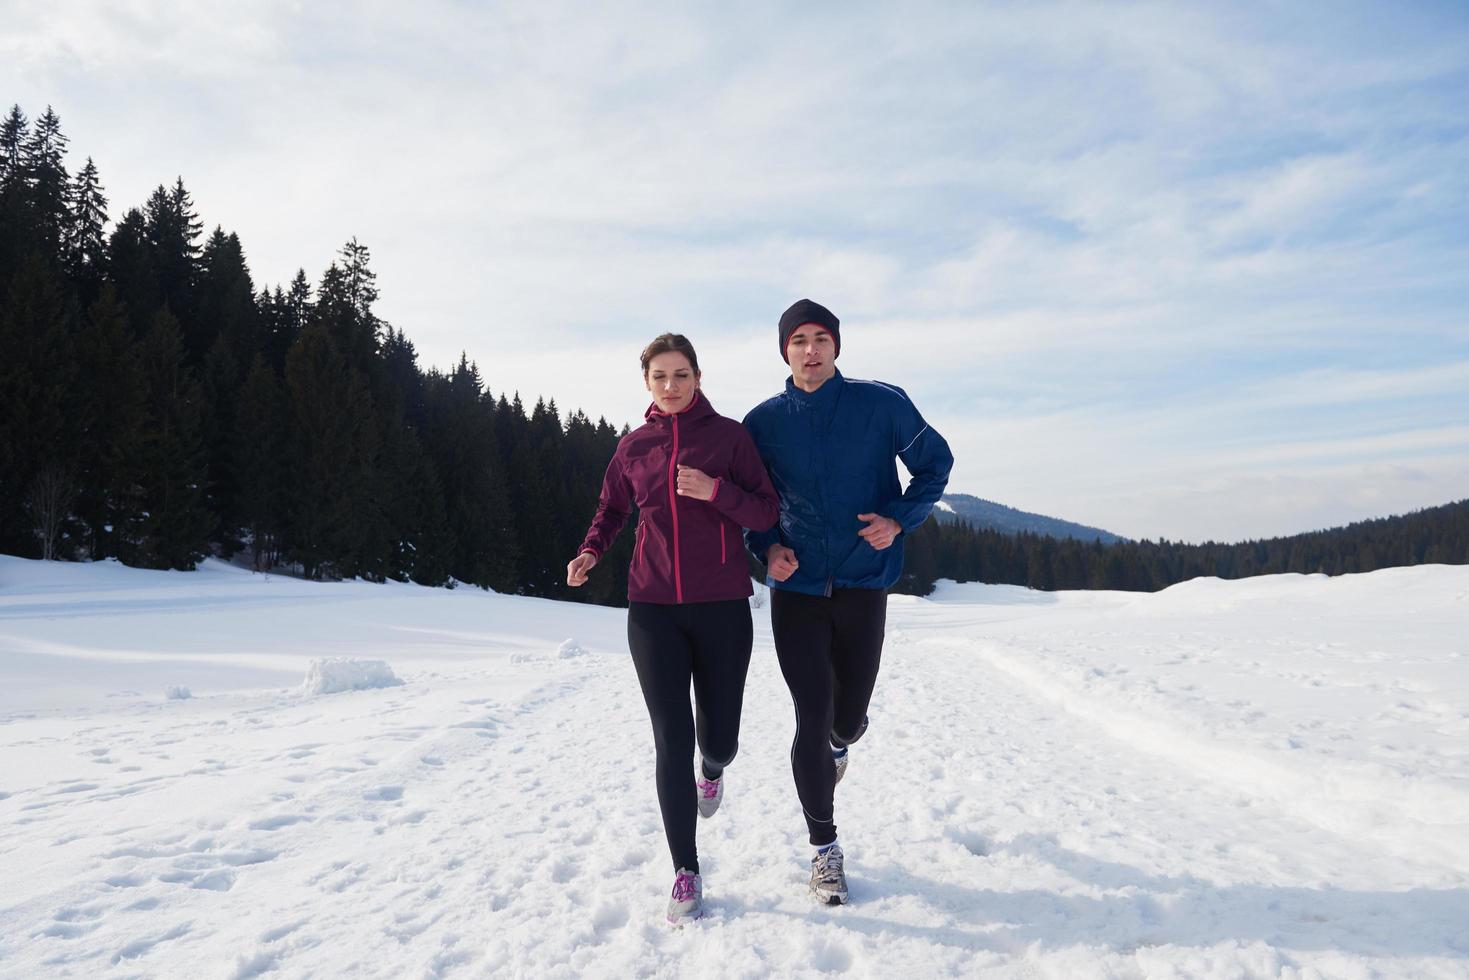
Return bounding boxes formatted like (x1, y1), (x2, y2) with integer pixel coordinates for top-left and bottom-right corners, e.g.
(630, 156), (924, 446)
(645, 351), (698, 414)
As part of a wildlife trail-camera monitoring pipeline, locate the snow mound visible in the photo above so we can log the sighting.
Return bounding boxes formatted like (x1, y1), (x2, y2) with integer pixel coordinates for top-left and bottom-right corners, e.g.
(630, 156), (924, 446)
(299, 658), (403, 696)
(164, 685), (192, 700)
(556, 638), (588, 659)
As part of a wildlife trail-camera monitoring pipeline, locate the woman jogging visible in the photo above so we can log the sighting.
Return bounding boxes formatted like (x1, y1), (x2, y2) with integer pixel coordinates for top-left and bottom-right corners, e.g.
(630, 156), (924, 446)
(567, 333), (779, 924)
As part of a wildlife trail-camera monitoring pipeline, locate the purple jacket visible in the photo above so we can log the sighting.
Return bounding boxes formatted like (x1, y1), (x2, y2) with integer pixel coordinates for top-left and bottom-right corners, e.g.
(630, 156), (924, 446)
(579, 392), (779, 604)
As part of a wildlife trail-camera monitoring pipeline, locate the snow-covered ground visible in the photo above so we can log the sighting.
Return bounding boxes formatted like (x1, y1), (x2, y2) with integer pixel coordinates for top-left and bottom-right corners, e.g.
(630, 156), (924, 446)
(2, 556), (1466, 979)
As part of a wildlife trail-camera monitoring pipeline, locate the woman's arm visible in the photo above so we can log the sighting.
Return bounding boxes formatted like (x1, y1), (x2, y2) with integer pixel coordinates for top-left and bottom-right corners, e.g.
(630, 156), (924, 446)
(577, 451), (633, 560)
(707, 427), (780, 532)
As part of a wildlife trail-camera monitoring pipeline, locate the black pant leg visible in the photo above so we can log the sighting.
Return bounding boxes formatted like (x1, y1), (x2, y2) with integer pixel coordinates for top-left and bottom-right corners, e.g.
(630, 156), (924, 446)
(771, 588), (839, 847)
(829, 588), (887, 745)
(627, 602), (699, 873)
(688, 599), (754, 776)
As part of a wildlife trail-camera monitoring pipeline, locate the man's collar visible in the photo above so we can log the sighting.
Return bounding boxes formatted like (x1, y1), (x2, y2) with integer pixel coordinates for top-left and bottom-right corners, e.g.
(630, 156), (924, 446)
(785, 368), (843, 401)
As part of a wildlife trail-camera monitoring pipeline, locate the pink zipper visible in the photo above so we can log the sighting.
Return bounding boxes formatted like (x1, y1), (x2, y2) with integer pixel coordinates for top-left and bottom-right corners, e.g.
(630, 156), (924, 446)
(720, 523), (726, 564)
(667, 413), (683, 603)
(636, 521), (646, 568)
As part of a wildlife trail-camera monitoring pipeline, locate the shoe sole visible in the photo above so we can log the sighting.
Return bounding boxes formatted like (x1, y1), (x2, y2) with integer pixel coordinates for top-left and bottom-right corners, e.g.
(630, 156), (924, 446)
(667, 910), (705, 925)
(812, 890), (848, 905)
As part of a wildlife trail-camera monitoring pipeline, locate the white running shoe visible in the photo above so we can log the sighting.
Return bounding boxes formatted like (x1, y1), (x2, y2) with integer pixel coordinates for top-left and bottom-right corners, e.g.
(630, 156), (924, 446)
(696, 763), (723, 818)
(667, 868), (704, 924)
(809, 844), (848, 905)
(832, 746), (848, 785)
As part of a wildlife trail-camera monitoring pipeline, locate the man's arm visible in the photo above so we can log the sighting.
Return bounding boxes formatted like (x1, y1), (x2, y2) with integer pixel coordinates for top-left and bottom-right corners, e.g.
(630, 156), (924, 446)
(741, 408), (784, 559)
(885, 393), (954, 532)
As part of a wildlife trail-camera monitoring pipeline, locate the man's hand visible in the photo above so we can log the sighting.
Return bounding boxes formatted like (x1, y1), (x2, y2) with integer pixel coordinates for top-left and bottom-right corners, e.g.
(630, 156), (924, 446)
(566, 551), (597, 587)
(857, 513), (901, 551)
(765, 544), (799, 582)
(675, 465), (717, 501)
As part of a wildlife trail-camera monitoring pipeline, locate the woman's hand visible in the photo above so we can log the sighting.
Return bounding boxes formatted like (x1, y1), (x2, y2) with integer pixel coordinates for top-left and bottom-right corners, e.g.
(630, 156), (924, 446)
(675, 465), (717, 501)
(566, 551), (598, 587)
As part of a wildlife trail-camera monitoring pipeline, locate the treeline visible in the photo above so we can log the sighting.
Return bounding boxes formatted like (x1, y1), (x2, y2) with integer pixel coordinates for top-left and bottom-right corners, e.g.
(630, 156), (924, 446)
(5, 104), (1464, 605)
(0, 104), (636, 604)
(894, 498), (1469, 595)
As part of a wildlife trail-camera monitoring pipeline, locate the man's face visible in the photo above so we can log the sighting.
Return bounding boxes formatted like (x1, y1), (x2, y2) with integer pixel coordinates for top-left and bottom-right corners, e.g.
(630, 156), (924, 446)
(786, 325), (837, 389)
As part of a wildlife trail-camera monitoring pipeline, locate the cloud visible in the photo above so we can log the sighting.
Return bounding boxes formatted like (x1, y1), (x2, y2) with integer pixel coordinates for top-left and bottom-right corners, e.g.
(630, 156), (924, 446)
(3, 0), (1466, 542)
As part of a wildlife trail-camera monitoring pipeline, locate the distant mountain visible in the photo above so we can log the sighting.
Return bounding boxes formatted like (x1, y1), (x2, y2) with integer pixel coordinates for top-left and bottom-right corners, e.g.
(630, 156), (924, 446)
(933, 493), (1126, 545)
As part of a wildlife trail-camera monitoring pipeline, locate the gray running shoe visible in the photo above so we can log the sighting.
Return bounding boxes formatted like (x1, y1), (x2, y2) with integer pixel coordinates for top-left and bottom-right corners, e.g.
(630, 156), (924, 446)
(809, 844), (848, 905)
(666, 868), (704, 924)
(831, 715), (867, 786)
(696, 763), (723, 818)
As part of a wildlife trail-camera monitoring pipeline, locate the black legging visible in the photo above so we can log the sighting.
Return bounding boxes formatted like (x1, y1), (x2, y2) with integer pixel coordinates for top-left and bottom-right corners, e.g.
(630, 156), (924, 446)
(770, 587), (887, 846)
(627, 598), (753, 874)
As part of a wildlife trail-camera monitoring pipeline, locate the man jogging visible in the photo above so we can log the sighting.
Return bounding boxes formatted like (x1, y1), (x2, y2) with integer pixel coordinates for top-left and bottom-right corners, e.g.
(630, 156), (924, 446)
(744, 298), (953, 904)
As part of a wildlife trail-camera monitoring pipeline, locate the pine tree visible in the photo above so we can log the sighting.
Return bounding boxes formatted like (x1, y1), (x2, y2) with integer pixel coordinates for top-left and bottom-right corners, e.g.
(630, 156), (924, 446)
(313, 244), (381, 376)
(0, 254), (77, 556)
(282, 323), (380, 580)
(196, 228), (259, 549)
(21, 106), (70, 260)
(107, 208), (159, 338)
(419, 358), (517, 590)
(144, 179), (203, 358)
(134, 307), (212, 569)
(65, 157), (110, 304)
(0, 105), (25, 186)
(381, 327), (425, 429)
(282, 269), (311, 352)
(0, 105), (30, 293)
(339, 237), (379, 326)
(382, 425), (451, 586)
(404, 448), (453, 588)
(72, 285), (147, 561)
(233, 356), (288, 571)
(198, 228), (258, 365)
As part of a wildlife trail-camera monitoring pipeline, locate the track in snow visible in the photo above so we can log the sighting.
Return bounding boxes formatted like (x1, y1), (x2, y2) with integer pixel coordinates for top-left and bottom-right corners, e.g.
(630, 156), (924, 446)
(2, 562), (1466, 978)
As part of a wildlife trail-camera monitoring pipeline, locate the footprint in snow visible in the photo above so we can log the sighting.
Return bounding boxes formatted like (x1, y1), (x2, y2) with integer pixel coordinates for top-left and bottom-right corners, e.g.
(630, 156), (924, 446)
(592, 902), (629, 933)
(191, 870), (236, 892)
(52, 782), (99, 795)
(104, 873), (146, 889)
(38, 920), (99, 939)
(249, 814), (311, 831)
(946, 827), (992, 857)
(111, 922), (191, 965)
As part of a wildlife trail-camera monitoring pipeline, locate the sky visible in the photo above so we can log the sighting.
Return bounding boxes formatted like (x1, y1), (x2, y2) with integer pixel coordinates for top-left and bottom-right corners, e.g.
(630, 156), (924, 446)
(4, 0), (1467, 543)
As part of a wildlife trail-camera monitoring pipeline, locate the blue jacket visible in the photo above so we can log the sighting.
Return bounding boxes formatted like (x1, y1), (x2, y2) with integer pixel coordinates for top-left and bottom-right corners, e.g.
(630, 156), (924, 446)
(743, 369), (953, 595)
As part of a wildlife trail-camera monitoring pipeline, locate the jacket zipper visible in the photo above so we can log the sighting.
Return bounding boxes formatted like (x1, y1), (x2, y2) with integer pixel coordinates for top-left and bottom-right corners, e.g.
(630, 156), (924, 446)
(636, 520), (646, 569)
(667, 413), (683, 603)
(720, 523), (726, 565)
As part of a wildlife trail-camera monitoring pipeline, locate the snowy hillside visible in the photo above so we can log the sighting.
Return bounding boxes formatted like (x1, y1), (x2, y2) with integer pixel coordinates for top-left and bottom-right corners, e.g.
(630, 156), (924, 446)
(2, 557), (1466, 978)
(934, 493), (1126, 544)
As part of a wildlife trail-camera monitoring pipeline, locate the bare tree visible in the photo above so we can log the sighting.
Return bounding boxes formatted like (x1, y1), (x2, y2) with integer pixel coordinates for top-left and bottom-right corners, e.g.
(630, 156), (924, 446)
(29, 467), (76, 560)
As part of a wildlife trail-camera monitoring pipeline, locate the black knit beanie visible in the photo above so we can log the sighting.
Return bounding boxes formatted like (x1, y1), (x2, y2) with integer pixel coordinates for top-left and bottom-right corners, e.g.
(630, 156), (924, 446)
(778, 298), (840, 363)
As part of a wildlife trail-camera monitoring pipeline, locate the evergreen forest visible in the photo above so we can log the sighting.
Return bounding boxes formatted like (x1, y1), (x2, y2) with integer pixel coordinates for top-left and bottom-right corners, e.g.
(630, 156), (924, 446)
(891, 499), (1469, 596)
(2, 105), (1463, 606)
